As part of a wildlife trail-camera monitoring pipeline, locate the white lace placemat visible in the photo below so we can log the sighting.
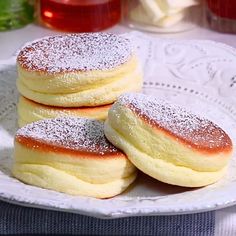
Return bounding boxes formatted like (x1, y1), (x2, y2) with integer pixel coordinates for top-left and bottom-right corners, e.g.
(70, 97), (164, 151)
(0, 32), (235, 218)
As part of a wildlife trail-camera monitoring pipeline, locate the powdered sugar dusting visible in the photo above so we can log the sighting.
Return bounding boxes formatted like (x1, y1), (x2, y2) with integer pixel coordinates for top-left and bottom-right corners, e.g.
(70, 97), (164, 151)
(16, 117), (119, 155)
(17, 33), (132, 73)
(118, 93), (232, 150)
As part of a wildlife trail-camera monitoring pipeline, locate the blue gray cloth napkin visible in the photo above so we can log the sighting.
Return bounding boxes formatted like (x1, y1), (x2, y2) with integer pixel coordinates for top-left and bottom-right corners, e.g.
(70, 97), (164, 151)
(0, 200), (215, 235)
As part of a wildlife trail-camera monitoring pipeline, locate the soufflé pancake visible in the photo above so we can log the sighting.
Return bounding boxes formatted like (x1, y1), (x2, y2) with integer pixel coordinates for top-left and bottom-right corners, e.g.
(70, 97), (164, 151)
(16, 33), (142, 107)
(18, 96), (111, 127)
(13, 117), (137, 198)
(104, 93), (233, 187)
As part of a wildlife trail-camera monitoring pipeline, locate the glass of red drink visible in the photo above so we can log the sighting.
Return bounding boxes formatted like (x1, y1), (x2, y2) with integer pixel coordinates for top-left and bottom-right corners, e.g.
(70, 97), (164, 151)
(205, 0), (236, 33)
(37, 0), (121, 32)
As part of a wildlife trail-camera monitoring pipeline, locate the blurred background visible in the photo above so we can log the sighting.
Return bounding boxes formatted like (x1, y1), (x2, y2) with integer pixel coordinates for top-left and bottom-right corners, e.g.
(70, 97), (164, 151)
(0, 0), (236, 59)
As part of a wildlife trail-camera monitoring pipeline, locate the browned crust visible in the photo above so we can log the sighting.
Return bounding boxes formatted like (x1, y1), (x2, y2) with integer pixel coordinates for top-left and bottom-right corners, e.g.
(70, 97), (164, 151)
(16, 59), (131, 75)
(128, 104), (233, 155)
(16, 34), (132, 74)
(15, 136), (126, 159)
(22, 96), (112, 111)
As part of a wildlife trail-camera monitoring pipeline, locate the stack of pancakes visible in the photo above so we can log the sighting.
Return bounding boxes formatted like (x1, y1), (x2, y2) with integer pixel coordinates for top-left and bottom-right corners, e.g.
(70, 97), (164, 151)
(16, 33), (143, 127)
(13, 117), (137, 198)
(104, 93), (233, 187)
(12, 93), (233, 198)
(13, 33), (233, 199)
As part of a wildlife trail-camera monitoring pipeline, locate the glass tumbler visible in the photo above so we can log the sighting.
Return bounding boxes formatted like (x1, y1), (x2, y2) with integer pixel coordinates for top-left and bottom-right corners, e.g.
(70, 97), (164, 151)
(37, 0), (121, 32)
(205, 0), (236, 33)
(122, 0), (201, 33)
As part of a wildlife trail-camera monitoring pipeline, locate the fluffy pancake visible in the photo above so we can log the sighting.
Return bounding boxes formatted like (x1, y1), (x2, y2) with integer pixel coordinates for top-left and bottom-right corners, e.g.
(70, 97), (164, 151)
(104, 93), (233, 187)
(13, 117), (137, 198)
(17, 33), (142, 107)
(17, 96), (111, 127)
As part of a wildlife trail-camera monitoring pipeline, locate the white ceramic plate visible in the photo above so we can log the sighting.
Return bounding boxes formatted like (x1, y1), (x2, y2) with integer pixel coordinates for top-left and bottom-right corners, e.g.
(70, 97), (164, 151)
(0, 32), (236, 219)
